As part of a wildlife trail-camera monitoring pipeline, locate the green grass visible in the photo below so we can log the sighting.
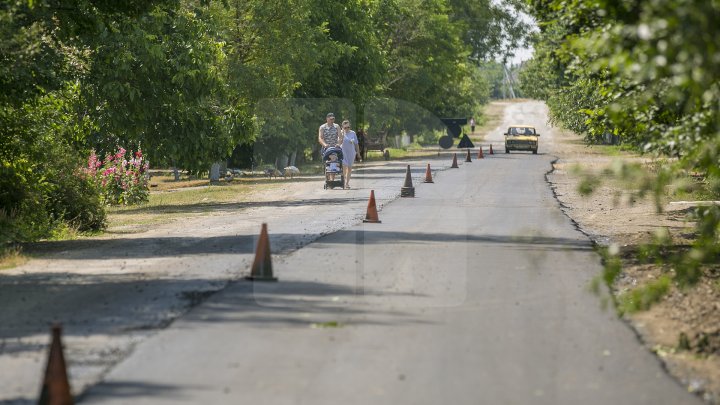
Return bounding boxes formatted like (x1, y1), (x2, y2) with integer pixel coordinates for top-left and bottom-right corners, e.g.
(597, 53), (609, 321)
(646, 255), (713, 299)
(593, 144), (637, 156)
(670, 175), (720, 201)
(467, 101), (505, 142)
(311, 321), (344, 328)
(617, 275), (672, 315)
(592, 246), (675, 315)
(296, 162), (325, 175)
(46, 224), (82, 241)
(362, 147), (438, 161)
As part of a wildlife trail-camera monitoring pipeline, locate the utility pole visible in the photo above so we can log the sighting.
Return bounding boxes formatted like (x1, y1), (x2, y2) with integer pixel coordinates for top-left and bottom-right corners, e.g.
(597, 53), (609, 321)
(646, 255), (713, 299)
(503, 64), (516, 99)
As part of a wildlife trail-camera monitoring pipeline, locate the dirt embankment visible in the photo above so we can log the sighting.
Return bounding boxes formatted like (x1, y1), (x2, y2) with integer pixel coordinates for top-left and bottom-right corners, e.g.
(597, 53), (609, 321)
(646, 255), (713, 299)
(547, 127), (720, 404)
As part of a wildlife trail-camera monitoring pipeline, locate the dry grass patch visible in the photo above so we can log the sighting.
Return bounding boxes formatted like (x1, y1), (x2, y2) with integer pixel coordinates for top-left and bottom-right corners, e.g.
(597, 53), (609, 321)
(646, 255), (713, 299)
(0, 247), (28, 270)
(469, 100), (506, 143)
(364, 148), (439, 161)
(105, 180), (286, 232)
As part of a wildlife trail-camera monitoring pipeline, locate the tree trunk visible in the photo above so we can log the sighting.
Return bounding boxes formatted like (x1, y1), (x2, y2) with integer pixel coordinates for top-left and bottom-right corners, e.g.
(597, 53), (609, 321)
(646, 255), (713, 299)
(312, 143), (321, 162)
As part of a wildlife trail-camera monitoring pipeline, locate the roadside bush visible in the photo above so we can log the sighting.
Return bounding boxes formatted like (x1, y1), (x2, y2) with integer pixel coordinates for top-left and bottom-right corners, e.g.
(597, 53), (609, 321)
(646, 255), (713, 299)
(0, 209), (18, 251)
(46, 160), (106, 232)
(525, 0), (720, 297)
(85, 148), (150, 205)
(0, 85), (107, 248)
(415, 130), (443, 146)
(705, 175), (720, 200)
(0, 195), (52, 245)
(0, 152), (107, 248)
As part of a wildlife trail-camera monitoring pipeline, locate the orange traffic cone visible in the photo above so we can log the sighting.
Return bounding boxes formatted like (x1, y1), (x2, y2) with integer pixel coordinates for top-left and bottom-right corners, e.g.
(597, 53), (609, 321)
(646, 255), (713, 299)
(423, 163), (434, 183)
(400, 165), (415, 197)
(246, 223), (277, 281)
(477, 147), (484, 159)
(363, 190), (382, 223)
(465, 149), (472, 163)
(39, 325), (73, 405)
(489, 144), (494, 155)
(450, 153), (459, 168)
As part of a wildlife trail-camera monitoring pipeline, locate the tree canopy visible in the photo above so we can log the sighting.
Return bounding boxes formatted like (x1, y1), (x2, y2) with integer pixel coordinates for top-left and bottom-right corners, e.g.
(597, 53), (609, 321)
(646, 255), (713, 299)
(1, 0), (527, 245)
(519, 0), (720, 286)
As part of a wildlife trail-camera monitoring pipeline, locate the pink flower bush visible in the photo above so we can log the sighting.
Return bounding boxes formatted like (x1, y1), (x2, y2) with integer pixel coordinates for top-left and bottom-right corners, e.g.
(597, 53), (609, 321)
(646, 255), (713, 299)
(85, 147), (150, 205)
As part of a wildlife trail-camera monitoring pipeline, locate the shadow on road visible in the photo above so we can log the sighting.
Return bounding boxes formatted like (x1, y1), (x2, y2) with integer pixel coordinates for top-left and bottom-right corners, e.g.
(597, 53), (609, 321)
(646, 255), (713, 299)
(176, 280), (430, 328)
(77, 381), (192, 402)
(20, 222), (594, 263)
(0, 274), (424, 353)
(319, 230), (593, 252)
(352, 167), (431, 176)
(0, 398), (34, 405)
(22, 229), (591, 261)
(108, 197), (367, 216)
(2, 226), (590, 358)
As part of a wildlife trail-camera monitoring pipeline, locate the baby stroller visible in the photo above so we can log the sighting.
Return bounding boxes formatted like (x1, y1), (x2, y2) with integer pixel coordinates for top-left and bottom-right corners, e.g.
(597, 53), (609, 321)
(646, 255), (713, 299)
(322, 146), (344, 189)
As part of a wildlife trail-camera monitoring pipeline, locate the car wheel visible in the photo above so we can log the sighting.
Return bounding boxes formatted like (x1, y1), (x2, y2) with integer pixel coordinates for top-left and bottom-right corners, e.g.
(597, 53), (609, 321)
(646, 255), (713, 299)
(505, 148), (510, 154)
(532, 149), (538, 154)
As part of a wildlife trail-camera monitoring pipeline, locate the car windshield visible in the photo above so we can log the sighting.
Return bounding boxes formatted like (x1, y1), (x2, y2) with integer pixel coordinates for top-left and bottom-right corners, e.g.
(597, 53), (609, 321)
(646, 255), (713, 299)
(509, 127), (535, 135)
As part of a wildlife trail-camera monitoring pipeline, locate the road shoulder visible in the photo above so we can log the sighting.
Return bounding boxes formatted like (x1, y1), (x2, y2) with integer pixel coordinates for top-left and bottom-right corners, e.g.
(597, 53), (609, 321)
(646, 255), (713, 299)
(546, 126), (720, 403)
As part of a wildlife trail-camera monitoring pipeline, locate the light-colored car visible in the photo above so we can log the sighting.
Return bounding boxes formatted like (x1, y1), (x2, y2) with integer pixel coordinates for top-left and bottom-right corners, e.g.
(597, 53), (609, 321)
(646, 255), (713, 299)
(504, 125), (539, 154)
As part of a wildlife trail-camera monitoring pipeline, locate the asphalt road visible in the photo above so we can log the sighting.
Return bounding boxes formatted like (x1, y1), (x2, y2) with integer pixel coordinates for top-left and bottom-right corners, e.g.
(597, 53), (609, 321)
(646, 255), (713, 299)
(80, 102), (701, 404)
(0, 143), (431, 401)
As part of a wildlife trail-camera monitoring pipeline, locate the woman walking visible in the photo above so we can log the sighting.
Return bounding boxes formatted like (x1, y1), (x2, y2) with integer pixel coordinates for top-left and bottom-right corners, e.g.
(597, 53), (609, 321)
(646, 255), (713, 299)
(339, 120), (360, 189)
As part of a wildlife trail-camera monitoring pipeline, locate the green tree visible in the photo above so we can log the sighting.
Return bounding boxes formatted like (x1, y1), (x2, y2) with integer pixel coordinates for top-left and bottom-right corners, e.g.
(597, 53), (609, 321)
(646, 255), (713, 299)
(83, 1), (248, 174)
(219, 0), (342, 166)
(448, 0), (527, 63)
(1, 0), (538, 248)
(521, 0), (720, 288)
(300, 0), (386, 99)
